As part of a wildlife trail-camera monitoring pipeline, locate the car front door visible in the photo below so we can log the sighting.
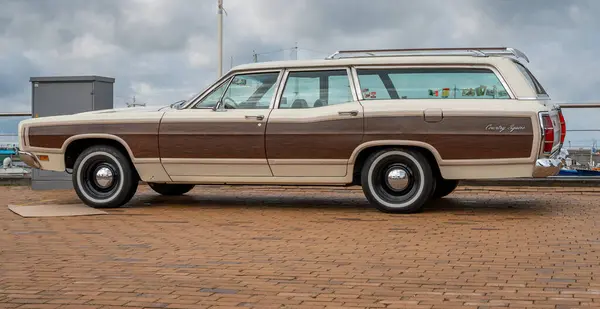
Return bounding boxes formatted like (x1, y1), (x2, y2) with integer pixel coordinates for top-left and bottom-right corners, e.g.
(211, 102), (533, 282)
(265, 68), (364, 177)
(159, 70), (282, 180)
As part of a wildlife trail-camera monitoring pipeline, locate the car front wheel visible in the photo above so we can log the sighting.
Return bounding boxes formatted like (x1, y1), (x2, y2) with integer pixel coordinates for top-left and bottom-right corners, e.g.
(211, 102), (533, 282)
(361, 148), (435, 213)
(148, 183), (195, 196)
(72, 145), (138, 208)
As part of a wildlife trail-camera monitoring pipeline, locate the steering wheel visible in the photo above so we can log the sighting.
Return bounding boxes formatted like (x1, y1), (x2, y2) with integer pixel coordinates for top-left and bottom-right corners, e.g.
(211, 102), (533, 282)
(222, 97), (238, 109)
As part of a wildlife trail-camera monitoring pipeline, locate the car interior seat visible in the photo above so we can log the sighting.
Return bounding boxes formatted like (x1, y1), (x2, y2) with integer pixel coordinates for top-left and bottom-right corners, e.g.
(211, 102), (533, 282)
(313, 99), (326, 107)
(291, 99), (308, 109)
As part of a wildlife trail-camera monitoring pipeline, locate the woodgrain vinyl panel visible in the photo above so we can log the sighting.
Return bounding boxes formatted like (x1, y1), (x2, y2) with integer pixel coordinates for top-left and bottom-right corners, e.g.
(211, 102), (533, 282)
(28, 123), (159, 158)
(364, 116), (534, 160)
(159, 121), (266, 159)
(266, 118), (364, 160)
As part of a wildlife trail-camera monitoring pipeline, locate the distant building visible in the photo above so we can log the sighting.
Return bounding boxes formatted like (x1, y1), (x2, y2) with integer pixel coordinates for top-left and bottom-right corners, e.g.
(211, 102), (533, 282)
(565, 148), (600, 169)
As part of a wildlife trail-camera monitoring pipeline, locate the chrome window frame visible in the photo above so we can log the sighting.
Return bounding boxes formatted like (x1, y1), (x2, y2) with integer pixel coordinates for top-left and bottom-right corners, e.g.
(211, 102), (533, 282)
(350, 64), (516, 101)
(274, 66), (358, 109)
(184, 69), (284, 110)
(182, 73), (233, 109)
(511, 59), (548, 99)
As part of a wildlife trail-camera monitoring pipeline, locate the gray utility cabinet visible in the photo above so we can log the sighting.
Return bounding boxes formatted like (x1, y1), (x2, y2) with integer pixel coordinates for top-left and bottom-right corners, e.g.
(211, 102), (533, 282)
(29, 76), (115, 190)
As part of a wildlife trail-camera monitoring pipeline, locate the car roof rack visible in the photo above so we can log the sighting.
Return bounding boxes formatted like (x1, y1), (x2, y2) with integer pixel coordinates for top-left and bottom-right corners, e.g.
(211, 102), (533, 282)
(325, 47), (530, 63)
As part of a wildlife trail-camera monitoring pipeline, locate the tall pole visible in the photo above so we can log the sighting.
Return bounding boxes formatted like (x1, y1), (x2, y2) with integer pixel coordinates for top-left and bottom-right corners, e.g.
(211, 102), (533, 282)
(217, 0), (223, 77)
(293, 42), (299, 96)
(590, 141), (594, 168)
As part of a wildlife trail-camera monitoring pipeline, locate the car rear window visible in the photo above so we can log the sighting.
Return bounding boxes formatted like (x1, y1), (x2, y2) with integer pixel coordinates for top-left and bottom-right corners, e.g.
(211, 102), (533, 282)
(513, 61), (547, 96)
(356, 68), (510, 100)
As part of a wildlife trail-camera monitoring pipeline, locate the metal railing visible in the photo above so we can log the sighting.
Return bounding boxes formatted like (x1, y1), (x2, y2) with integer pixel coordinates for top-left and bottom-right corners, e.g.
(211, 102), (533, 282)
(0, 112), (32, 117)
(553, 103), (600, 178)
(0, 112), (31, 147)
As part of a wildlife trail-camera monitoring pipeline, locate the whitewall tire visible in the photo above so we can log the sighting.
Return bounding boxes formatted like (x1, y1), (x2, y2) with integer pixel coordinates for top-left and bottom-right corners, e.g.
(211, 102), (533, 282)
(72, 145), (138, 208)
(361, 148), (435, 213)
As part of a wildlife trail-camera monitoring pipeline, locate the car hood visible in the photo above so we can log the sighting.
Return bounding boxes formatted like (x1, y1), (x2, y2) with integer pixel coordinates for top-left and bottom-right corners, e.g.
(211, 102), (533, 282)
(19, 105), (170, 129)
(76, 105), (168, 115)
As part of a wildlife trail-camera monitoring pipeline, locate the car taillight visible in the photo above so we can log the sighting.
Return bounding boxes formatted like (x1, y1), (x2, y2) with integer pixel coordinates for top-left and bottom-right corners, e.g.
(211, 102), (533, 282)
(558, 110), (566, 144)
(541, 114), (554, 154)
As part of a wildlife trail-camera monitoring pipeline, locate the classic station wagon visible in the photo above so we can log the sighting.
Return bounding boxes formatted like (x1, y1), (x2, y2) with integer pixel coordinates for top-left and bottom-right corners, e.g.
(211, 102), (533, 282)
(18, 47), (564, 213)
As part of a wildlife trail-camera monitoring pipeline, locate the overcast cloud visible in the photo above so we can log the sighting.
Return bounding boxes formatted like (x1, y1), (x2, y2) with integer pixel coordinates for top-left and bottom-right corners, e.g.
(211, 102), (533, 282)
(1, 0), (599, 146)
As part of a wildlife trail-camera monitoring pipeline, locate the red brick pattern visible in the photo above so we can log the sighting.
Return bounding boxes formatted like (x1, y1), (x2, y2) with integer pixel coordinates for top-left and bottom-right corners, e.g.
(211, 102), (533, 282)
(1, 185), (600, 309)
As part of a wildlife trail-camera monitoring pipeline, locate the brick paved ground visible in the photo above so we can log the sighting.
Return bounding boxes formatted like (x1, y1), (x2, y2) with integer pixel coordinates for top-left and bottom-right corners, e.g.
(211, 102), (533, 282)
(1, 185), (600, 309)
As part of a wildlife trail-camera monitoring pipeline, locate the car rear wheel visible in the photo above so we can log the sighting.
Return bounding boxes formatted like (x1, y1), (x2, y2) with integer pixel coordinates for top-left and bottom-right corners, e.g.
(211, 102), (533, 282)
(72, 145), (138, 208)
(361, 148), (435, 213)
(148, 183), (195, 196)
(432, 179), (459, 199)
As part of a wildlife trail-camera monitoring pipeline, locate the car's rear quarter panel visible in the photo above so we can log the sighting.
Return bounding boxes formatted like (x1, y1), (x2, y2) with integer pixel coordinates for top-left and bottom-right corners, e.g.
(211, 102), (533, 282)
(358, 99), (543, 179)
(364, 115), (534, 160)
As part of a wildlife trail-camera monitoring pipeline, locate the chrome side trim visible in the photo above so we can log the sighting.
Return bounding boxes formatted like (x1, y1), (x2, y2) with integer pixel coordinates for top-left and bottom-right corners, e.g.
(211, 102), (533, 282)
(538, 111), (547, 158)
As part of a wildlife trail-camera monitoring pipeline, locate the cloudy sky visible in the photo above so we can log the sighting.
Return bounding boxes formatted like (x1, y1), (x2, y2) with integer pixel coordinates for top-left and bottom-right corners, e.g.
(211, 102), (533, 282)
(1, 0), (599, 147)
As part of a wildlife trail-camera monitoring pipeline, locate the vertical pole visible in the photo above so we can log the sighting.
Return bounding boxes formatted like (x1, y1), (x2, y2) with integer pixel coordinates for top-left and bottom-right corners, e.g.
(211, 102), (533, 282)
(230, 56), (233, 69)
(590, 141), (594, 168)
(294, 42), (298, 60)
(294, 42), (299, 96)
(253, 50), (257, 63)
(217, 0), (223, 77)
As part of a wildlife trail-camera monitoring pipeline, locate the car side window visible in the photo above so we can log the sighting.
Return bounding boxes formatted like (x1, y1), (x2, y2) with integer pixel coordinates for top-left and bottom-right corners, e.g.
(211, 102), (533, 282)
(193, 79), (229, 109)
(355, 74), (392, 100)
(192, 72), (280, 109)
(356, 68), (510, 100)
(220, 72), (280, 109)
(279, 70), (353, 109)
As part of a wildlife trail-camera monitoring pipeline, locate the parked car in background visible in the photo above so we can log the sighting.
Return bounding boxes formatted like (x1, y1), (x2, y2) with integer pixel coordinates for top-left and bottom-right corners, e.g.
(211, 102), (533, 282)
(17, 47), (565, 213)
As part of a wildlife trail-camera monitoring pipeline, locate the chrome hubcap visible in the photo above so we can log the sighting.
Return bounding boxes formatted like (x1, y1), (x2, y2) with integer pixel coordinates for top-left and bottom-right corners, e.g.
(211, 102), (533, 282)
(94, 167), (114, 189)
(386, 167), (410, 191)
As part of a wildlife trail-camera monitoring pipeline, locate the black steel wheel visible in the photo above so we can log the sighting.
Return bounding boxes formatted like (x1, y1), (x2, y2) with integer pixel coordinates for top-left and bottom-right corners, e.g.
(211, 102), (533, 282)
(432, 178), (459, 199)
(148, 183), (195, 196)
(361, 148), (435, 213)
(72, 145), (138, 208)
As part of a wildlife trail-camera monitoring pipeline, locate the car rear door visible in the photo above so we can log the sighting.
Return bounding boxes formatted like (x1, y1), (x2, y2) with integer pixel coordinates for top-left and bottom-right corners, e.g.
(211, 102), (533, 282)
(265, 68), (364, 177)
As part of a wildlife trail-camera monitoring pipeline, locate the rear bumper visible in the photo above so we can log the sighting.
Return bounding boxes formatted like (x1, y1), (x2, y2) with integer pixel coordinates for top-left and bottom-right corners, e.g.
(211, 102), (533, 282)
(18, 150), (41, 169)
(533, 158), (562, 178)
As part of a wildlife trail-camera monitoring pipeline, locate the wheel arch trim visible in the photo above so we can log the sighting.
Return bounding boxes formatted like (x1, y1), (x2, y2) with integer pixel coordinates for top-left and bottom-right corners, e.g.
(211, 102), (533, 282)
(349, 140), (443, 165)
(61, 134), (137, 161)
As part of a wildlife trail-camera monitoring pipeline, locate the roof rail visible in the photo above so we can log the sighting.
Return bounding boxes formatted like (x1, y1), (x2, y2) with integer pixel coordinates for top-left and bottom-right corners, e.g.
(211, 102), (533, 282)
(325, 47), (530, 63)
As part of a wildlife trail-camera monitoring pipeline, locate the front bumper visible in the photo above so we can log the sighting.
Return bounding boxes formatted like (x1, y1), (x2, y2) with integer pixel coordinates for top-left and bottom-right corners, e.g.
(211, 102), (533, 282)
(533, 158), (562, 178)
(18, 150), (41, 169)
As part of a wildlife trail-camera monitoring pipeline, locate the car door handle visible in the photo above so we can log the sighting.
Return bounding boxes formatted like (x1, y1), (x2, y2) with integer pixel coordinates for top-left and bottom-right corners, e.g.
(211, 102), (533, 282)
(338, 110), (359, 116)
(245, 115), (264, 120)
